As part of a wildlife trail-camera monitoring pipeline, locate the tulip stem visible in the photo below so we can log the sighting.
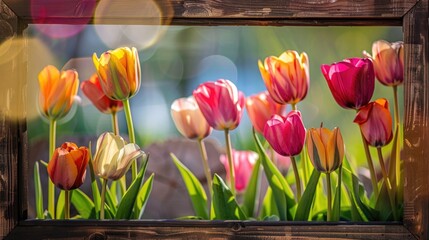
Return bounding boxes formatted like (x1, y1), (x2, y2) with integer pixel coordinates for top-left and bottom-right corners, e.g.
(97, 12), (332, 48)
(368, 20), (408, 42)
(290, 156), (302, 201)
(326, 172), (332, 221)
(64, 190), (70, 220)
(198, 139), (212, 198)
(393, 86), (400, 126)
(360, 130), (379, 199)
(377, 148), (398, 221)
(100, 178), (108, 220)
(123, 99), (137, 180)
(224, 129), (236, 195)
(48, 119), (56, 218)
(112, 111), (127, 193)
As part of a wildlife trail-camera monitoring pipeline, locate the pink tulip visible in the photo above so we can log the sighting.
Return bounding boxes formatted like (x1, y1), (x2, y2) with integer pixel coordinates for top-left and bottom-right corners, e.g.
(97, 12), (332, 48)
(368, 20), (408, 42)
(364, 40), (404, 86)
(193, 79), (245, 131)
(258, 50), (310, 105)
(354, 98), (393, 147)
(171, 96), (212, 139)
(321, 58), (375, 110)
(263, 111), (306, 157)
(246, 91), (285, 134)
(220, 149), (258, 192)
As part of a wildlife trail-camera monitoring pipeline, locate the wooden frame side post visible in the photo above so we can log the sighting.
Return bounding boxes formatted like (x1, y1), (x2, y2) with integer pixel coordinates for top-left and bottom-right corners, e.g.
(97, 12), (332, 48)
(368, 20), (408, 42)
(403, 0), (429, 239)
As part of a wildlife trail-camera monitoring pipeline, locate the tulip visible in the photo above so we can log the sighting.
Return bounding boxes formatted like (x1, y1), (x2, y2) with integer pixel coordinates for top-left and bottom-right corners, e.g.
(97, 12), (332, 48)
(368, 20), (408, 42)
(93, 132), (145, 180)
(354, 98), (393, 147)
(246, 91), (285, 134)
(263, 110), (306, 199)
(193, 79), (245, 131)
(81, 73), (124, 114)
(306, 127), (344, 173)
(92, 47), (141, 101)
(364, 40), (404, 87)
(219, 149), (258, 192)
(171, 96), (212, 140)
(263, 111), (306, 157)
(38, 65), (79, 120)
(258, 50), (309, 106)
(321, 58), (375, 110)
(47, 142), (89, 190)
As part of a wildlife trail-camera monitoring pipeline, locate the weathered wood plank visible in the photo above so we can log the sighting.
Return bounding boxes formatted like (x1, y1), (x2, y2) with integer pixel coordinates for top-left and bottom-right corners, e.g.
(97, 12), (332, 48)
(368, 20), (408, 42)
(403, 0), (429, 239)
(7, 221), (414, 240)
(2, 0), (418, 25)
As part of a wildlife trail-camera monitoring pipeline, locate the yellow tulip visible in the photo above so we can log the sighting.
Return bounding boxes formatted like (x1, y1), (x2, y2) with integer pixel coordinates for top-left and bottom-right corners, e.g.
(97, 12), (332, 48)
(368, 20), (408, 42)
(38, 65), (79, 120)
(306, 127), (344, 173)
(93, 47), (141, 101)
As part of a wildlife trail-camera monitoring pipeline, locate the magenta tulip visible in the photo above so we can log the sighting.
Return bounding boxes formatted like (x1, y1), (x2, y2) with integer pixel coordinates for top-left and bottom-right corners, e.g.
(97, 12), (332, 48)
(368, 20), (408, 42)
(263, 110), (306, 157)
(193, 79), (245, 131)
(321, 58), (375, 110)
(220, 149), (258, 192)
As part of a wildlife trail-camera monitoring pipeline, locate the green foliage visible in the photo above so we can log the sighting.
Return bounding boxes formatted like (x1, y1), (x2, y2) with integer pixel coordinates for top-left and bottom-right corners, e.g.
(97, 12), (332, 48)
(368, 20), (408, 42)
(295, 169), (321, 221)
(33, 162), (44, 219)
(133, 173), (154, 219)
(71, 189), (96, 219)
(241, 157), (261, 218)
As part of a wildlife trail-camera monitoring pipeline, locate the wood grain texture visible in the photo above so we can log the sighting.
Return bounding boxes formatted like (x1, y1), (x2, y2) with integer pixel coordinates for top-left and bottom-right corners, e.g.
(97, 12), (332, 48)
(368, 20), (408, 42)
(7, 221), (414, 240)
(403, 0), (429, 239)
(1, 0), (418, 25)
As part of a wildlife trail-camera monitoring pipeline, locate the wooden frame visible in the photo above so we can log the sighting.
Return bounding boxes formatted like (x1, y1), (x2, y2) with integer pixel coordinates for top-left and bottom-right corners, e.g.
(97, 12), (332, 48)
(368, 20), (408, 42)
(0, 0), (427, 239)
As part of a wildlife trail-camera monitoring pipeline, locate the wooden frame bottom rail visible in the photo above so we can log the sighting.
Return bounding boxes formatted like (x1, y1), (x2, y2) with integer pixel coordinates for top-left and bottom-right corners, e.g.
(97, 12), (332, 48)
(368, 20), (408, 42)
(7, 220), (415, 240)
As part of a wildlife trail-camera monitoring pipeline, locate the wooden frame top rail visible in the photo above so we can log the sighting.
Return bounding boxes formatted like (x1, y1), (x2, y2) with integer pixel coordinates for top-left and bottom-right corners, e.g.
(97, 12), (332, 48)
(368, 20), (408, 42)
(0, 0), (427, 239)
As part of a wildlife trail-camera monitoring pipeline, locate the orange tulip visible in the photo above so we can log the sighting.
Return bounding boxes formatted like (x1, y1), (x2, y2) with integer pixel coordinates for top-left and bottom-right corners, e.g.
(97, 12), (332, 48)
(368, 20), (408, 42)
(47, 142), (89, 190)
(246, 91), (285, 134)
(364, 40), (404, 86)
(354, 98), (393, 147)
(258, 50), (309, 105)
(93, 47), (141, 101)
(81, 73), (124, 114)
(171, 96), (212, 139)
(306, 127), (344, 173)
(38, 65), (79, 120)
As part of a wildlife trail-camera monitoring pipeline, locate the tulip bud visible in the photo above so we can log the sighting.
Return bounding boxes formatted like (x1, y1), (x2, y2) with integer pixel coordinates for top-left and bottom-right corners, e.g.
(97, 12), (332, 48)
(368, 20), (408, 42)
(38, 65), (79, 120)
(93, 132), (145, 180)
(263, 111), (306, 157)
(258, 50), (310, 105)
(47, 142), (89, 190)
(354, 98), (393, 147)
(171, 96), (212, 140)
(193, 79), (245, 131)
(92, 47), (141, 101)
(321, 58), (375, 110)
(306, 127), (344, 173)
(219, 149), (258, 192)
(364, 40), (404, 86)
(81, 74), (124, 114)
(246, 91), (285, 134)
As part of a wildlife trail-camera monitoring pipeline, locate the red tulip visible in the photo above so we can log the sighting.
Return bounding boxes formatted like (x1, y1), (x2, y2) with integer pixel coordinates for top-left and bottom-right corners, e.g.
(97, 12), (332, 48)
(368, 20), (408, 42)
(38, 65), (79, 120)
(219, 149), (258, 192)
(258, 50), (310, 105)
(263, 111), (306, 157)
(246, 91), (285, 134)
(47, 142), (89, 190)
(354, 98), (393, 147)
(193, 79), (245, 131)
(364, 40), (404, 86)
(171, 96), (212, 139)
(321, 58), (375, 110)
(81, 74), (124, 114)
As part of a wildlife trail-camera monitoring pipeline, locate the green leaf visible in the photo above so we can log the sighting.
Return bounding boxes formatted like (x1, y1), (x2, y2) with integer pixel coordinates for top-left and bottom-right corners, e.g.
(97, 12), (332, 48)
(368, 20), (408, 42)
(109, 181), (120, 206)
(253, 130), (295, 220)
(88, 142), (101, 218)
(105, 184), (118, 215)
(241, 157), (261, 218)
(295, 169), (321, 220)
(133, 173), (154, 219)
(56, 190), (65, 219)
(71, 189), (96, 219)
(115, 156), (148, 219)
(259, 187), (279, 219)
(171, 153), (209, 219)
(34, 162), (44, 219)
(210, 174), (247, 220)
(332, 165), (342, 221)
